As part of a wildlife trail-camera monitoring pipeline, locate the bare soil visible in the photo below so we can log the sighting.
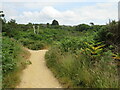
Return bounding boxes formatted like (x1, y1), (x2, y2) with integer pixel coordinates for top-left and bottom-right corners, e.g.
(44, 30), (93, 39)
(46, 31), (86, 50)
(16, 49), (61, 88)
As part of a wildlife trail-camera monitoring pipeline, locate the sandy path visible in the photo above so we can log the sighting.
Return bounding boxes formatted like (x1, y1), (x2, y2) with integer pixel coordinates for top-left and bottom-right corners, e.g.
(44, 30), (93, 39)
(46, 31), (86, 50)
(17, 49), (61, 88)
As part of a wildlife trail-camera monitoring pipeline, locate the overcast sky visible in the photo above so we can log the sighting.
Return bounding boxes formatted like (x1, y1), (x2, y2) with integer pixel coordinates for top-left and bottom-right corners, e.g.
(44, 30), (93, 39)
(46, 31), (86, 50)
(0, 0), (119, 25)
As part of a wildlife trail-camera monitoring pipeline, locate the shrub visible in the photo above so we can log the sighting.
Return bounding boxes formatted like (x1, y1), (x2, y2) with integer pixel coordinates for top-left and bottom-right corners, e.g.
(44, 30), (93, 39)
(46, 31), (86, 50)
(45, 38), (119, 88)
(2, 37), (30, 88)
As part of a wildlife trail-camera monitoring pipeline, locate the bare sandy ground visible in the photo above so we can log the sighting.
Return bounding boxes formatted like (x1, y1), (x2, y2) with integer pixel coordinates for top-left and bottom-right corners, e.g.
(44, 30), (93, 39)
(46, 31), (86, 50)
(17, 49), (61, 88)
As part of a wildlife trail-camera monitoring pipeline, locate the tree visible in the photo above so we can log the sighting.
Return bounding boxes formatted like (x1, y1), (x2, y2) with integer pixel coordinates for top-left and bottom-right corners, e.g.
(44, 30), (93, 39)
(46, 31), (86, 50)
(51, 20), (59, 25)
(75, 24), (90, 31)
(96, 20), (120, 53)
(8, 19), (16, 24)
(47, 23), (50, 28)
(2, 19), (18, 37)
(0, 11), (5, 33)
(0, 11), (5, 17)
(90, 22), (94, 26)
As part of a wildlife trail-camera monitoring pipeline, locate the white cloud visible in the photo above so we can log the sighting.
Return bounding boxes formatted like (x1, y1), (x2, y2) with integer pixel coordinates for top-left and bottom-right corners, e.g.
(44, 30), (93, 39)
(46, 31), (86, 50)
(2, 3), (19, 21)
(22, 2), (59, 9)
(41, 6), (61, 18)
(74, 3), (118, 22)
(11, 6), (81, 25)
(2, 2), (118, 25)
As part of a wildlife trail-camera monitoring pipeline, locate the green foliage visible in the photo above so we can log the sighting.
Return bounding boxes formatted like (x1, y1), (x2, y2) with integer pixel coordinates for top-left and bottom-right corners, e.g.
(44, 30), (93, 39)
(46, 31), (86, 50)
(84, 41), (105, 56)
(75, 24), (90, 32)
(3, 20), (82, 50)
(45, 39), (119, 88)
(45, 28), (119, 88)
(2, 37), (30, 88)
(18, 38), (47, 50)
(2, 18), (119, 88)
(95, 26), (108, 41)
(2, 20), (22, 38)
(96, 20), (120, 53)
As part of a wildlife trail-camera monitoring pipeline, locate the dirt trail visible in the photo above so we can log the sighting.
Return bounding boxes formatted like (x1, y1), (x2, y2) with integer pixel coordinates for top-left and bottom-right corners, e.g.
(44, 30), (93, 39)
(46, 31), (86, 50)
(17, 49), (61, 88)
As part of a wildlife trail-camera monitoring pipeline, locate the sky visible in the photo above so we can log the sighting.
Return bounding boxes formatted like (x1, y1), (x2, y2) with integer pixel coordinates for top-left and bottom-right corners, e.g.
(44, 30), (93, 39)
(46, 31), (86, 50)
(0, 0), (119, 25)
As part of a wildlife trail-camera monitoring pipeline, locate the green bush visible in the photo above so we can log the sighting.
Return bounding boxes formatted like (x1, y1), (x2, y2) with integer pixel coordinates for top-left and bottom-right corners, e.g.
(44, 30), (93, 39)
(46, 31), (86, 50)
(19, 38), (48, 50)
(45, 37), (119, 88)
(2, 37), (30, 88)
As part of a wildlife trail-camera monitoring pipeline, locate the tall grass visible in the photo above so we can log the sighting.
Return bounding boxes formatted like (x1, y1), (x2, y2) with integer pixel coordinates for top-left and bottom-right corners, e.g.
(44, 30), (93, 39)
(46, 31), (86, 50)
(45, 38), (119, 88)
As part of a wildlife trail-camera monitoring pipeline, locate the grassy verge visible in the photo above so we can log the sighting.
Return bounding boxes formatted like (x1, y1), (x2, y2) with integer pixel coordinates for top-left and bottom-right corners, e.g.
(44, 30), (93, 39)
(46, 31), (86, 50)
(2, 37), (30, 88)
(45, 39), (119, 88)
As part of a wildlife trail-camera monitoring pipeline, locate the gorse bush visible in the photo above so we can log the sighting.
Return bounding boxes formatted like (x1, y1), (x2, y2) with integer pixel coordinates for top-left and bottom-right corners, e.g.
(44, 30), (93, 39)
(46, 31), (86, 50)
(96, 20), (120, 53)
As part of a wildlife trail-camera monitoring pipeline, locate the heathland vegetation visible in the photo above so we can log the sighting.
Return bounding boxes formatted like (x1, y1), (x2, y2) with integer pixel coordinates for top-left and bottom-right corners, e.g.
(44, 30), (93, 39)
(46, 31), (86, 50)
(1, 11), (120, 88)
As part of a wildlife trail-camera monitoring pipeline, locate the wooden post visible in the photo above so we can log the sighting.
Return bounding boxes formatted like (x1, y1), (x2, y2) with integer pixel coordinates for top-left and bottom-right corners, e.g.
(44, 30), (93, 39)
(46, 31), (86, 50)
(33, 25), (36, 34)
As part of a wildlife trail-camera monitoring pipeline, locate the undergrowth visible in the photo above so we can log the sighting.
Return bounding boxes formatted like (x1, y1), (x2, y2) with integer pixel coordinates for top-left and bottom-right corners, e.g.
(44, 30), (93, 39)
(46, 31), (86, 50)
(2, 37), (30, 88)
(45, 37), (119, 88)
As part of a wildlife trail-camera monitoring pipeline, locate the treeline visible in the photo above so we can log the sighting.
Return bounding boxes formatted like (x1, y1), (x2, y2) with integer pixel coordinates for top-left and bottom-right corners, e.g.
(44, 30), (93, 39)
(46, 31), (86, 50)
(2, 18), (120, 53)
(2, 19), (101, 50)
(2, 19), (103, 36)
